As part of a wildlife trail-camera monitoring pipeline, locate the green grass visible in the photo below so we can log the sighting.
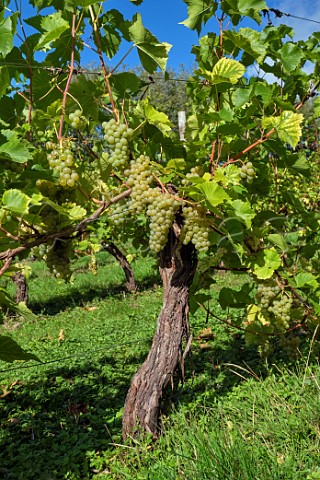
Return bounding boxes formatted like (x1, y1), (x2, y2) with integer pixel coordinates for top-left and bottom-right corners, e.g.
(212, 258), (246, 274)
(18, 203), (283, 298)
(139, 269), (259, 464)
(0, 256), (320, 479)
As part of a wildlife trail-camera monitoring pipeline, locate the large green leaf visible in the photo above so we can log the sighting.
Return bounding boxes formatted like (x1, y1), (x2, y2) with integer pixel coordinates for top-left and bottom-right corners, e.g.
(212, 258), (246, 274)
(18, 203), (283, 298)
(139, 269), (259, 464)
(180, 0), (217, 34)
(0, 335), (40, 363)
(137, 99), (173, 133)
(109, 72), (141, 98)
(36, 12), (69, 51)
(0, 66), (9, 96)
(219, 283), (253, 309)
(262, 111), (303, 148)
(200, 181), (231, 207)
(252, 248), (281, 279)
(210, 58), (245, 84)
(2, 189), (31, 215)
(278, 42), (303, 73)
(224, 28), (266, 63)
(129, 14), (171, 73)
(221, 0), (267, 25)
(238, 0), (268, 23)
(0, 130), (34, 163)
(294, 273), (318, 290)
(0, 15), (16, 57)
(231, 200), (255, 228)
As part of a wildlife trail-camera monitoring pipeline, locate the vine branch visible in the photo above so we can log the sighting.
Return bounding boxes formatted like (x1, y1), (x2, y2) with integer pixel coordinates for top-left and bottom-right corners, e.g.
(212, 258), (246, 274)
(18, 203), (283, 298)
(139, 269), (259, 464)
(0, 188), (132, 276)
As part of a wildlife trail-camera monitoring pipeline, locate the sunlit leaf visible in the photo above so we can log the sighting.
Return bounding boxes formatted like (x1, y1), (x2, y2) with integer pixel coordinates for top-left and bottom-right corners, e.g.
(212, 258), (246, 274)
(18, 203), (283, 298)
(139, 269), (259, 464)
(252, 249), (281, 279)
(0, 130), (33, 163)
(262, 111), (303, 148)
(129, 14), (171, 73)
(200, 181), (231, 206)
(180, 0), (217, 34)
(2, 189), (30, 215)
(211, 58), (245, 84)
(36, 12), (69, 51)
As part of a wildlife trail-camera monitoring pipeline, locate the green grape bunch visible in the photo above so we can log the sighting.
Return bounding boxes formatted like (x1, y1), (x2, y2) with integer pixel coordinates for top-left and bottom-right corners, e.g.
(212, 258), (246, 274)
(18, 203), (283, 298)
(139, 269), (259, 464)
(46, 140), (79, 188)
(102, 119), (133, 169)
(123, 154), (180, 252)
(45, 238), (72, 280)
(180, 204), (210, 252)
(240, 161), (255, 184)
(256, 281), (293, 332)
(181, 165), (205, 186)
(68, 109), (88, 130)
(279, 335), (301, 359)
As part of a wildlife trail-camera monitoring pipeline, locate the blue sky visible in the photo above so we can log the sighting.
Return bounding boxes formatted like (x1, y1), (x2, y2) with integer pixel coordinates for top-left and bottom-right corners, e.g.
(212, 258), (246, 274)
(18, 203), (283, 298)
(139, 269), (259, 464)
(11, 0), (320, 70)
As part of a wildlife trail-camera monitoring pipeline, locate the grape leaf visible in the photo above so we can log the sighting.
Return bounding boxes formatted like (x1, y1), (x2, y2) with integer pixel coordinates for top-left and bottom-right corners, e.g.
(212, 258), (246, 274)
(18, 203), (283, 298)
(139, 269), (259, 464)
(0, 130), (34, 163)
(2, 189), (31, 215)
(200, 181), (231, 206)
(129, 14), (171, 73)
(279, 42), (303, 73)
(0, 67), (10, 96)
(0, 335), (40, 363)
(36, 12), (69, 51)
(252, 248), (281, 279)
(180, 0), (217, 34)
(137, 99), (173, 133)
(262, 111), (303, 148)
(0, 16), (16, 57)
(210, 58), (245, 84)
(231, 200), (255, 228)
(294, 273), (318, 290)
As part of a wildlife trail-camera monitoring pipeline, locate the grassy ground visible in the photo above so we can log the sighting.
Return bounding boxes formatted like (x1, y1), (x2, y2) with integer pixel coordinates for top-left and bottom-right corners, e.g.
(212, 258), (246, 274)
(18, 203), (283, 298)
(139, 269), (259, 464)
(0, 254), (319, 479)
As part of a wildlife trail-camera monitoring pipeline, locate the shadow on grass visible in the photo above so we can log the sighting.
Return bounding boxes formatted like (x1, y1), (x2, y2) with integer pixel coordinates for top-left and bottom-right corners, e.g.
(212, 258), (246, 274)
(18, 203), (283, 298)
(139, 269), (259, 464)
(28, 272), (160, 316)
(0, 349), (149, 480)
(163, 332), (268, 415)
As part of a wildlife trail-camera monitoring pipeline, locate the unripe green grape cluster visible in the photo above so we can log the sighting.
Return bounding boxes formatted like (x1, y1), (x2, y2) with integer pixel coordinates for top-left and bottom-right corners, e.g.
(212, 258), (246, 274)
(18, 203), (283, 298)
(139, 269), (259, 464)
(46, 141), (79, 188)
(240, 161), (255, 183)
(40, 206), (59, 232)
(36, 179), (57, 197)
(256, 281), (293, 332)
(279, 335), (301, 359)
(102, 119), (133, 168)
(146, 190), (180, 252)
(113, 154), (180, 252)
(180, 205), (210, 252)
(124, 154), (154, 209)
(1, 160), (24, 173)
(181, 166), (205, 186)
(68, 109), (87, 130)
(111, 154), (153, 225)
(46, 239), (72, 280)
(31, 243), (47, 259)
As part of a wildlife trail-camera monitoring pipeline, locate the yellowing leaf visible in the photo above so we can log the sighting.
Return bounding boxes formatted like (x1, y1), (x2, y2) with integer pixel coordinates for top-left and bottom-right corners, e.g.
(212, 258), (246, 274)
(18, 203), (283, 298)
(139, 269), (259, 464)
(262, 110), (303, 148)
(211, 58), (245, 84)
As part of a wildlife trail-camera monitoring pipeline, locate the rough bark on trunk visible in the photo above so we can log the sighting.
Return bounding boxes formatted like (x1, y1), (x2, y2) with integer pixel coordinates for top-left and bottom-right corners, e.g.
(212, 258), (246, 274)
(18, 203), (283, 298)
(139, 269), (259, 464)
(122, 225), (197, 439)
(101, 242), (138, 293)
(12, 272), (28, 305)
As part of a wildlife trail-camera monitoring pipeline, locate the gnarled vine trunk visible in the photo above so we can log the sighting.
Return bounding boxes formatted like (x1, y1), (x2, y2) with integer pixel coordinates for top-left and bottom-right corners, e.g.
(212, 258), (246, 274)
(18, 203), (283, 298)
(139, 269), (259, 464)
(101, 242), (138, 293)
(122, 224), (197, 439)
(12, 272), (28, 306)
